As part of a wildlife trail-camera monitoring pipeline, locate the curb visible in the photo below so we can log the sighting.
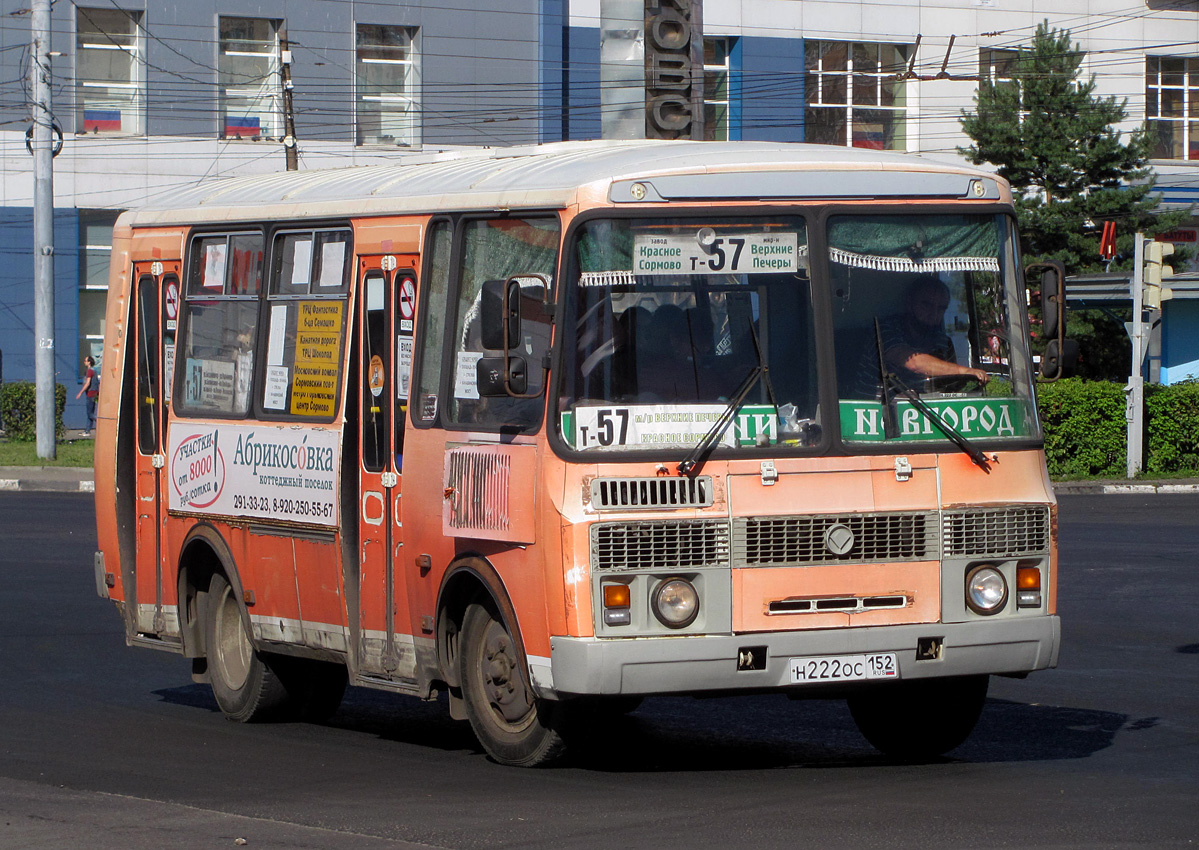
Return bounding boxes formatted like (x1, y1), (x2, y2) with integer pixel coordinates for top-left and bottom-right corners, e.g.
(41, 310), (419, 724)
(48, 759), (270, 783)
(0, 477), (94, 494)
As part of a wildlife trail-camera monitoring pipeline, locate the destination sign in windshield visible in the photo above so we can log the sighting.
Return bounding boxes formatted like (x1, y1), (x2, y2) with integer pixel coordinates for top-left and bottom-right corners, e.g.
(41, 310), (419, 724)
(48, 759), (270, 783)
(633, 231), (800, 275)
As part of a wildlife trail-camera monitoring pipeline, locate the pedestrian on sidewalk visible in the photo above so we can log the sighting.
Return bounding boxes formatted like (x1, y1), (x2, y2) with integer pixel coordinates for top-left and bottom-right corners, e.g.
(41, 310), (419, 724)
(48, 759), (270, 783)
(75, 355), (98, 436)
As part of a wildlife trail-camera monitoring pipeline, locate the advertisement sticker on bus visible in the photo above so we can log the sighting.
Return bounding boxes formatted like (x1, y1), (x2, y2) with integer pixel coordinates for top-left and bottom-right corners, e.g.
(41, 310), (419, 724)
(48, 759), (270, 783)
(168, 422), (340, 526)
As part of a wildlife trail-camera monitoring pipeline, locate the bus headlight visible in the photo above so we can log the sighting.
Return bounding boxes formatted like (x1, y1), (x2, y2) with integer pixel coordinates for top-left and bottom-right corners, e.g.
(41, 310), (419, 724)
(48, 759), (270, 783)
(965, 565), (1008, 615)
(652, 578), (699, 628)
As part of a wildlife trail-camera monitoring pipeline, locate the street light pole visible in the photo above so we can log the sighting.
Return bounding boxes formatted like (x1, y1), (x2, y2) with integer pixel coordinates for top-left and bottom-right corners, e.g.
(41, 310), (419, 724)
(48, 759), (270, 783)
(30, 0), (57, 459)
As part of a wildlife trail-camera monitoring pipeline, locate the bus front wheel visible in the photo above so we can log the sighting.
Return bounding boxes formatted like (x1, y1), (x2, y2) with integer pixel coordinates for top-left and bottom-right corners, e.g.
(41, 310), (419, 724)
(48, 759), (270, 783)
(847, 674), (989, 760)
(205, 574), (289, 722)
(459, 601), (566, 767)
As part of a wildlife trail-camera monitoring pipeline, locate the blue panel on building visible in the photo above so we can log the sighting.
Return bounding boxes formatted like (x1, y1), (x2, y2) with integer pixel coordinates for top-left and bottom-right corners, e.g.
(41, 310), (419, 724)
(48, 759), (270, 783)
(565, 26), (601, 141)
(738, 36), (804, 144)
(0, 208), (87, 426)
(540, 0), (566, 143)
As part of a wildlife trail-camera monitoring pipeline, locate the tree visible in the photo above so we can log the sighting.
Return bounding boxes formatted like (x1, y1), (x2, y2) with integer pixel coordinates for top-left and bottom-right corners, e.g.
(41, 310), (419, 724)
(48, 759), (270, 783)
(960, 22), (1189, 380)
(959, 21), (1187, 274)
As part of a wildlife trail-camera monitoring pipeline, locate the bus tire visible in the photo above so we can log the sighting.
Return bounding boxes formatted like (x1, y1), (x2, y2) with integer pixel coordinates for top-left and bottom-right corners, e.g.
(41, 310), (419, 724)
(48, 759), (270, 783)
(205, 574), (289, 722)
(847, 674), (989, 760)
(459, 601), (565, 767)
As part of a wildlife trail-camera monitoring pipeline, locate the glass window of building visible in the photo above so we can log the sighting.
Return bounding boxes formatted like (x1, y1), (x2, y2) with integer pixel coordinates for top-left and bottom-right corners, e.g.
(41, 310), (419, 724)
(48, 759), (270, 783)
(75, 8), (143, 135)
(78, 211), (119, 371)
(804, 41), (909, 150)
(1147, 56), (1199, 160)
(703, 37), (733, 141)
(219, 17), (281, 140)
(356, 25), (421, 146)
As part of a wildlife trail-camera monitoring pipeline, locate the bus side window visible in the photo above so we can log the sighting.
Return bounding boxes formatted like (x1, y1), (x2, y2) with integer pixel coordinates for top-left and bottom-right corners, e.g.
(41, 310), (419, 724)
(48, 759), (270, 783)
(414, 220), (452, 424)
(448, 216), (558, 430)
(177, 232), (263, 418)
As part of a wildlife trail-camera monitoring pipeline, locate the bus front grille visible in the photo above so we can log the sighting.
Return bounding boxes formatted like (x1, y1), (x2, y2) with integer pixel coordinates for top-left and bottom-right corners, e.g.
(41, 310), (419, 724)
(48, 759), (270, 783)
(942, 505), (1051, 557)
(732, 512), (937, 567)
(590, 519), (731, 571)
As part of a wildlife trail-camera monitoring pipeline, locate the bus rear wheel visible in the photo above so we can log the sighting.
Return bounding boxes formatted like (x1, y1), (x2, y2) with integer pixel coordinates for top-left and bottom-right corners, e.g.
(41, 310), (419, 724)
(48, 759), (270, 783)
(205, 574), (289, 722)
(847, 674), (989, 760)
(459, 601), (565, 767)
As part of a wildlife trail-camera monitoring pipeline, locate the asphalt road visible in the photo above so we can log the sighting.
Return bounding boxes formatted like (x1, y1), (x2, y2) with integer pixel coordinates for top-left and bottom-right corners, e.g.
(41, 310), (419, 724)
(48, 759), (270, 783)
(0, 492), (1195, 849)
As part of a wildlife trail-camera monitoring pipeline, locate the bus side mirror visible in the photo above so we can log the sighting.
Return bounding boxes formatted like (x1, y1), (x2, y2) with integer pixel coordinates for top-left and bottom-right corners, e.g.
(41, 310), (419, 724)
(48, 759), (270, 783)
(481, 279), (520, 351)
(477, 274), (549, 399)
(1026, 260), (1078, 381)
(476, 356), (528, 397)
(1040, 338), (1079, 381)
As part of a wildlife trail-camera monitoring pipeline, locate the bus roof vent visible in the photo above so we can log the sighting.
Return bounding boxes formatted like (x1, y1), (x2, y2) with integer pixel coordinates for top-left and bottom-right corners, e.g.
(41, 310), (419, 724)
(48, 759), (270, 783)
(590, 476), (714, 511)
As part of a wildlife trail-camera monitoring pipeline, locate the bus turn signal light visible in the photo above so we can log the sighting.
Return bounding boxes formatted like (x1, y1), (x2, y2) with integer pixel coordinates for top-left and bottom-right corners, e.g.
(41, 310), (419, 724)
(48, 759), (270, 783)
(603, 583), (631, 626)
(1016, 567), (1042, 608)
(603, 584), (630, 608)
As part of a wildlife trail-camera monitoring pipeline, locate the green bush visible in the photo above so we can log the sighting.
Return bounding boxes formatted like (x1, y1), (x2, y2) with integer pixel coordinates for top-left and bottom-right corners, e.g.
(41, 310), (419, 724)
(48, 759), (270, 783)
(1036, 377), (1199, 477)
(1145, 381), (1199, 473)
(0, 381), (66, 442)
(1035, 378), (1126, 477)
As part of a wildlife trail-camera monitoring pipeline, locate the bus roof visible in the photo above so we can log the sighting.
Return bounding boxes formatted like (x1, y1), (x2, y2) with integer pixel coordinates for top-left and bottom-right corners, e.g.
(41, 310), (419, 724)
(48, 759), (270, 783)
(123, 140), (1006, 227)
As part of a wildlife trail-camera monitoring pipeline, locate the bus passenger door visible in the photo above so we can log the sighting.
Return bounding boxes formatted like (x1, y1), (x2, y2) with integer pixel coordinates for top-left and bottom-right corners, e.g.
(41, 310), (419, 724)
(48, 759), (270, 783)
(132, 261), (179, 637)
(356, 257), (418, 680)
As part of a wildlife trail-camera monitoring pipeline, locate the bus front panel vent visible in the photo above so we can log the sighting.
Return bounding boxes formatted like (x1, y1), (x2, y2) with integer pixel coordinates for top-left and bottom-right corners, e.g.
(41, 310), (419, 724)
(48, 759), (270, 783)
(590, 476), (714, 511)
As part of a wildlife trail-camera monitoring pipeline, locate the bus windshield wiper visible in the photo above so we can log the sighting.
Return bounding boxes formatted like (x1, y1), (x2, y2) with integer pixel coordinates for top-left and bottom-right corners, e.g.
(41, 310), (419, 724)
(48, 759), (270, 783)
(873, 323), (990, 472)
(677, 323), (779, 477)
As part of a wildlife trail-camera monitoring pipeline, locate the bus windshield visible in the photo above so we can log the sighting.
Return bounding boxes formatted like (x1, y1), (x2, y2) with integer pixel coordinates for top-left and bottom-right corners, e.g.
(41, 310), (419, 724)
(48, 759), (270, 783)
(829, 212), (1039, 446)
(558, 215), (817, 453)
(558, 211), (1039, 454)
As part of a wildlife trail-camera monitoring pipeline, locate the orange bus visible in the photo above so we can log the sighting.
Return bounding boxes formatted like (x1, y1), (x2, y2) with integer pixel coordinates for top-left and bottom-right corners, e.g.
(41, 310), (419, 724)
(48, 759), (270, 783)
(94, 140), (1060, 766)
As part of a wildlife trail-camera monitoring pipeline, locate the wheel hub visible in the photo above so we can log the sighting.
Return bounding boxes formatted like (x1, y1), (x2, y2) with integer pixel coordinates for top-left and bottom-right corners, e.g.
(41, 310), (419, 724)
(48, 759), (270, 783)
(481, 622), (532, 724)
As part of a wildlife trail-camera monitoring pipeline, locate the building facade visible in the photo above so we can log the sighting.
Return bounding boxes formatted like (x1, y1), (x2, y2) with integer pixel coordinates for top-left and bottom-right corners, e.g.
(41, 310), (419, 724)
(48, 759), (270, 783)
(2, 0), (1198, 426)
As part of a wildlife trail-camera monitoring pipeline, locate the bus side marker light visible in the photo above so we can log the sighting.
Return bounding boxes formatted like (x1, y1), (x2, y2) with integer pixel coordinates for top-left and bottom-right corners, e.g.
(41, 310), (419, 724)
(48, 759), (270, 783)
(603, 583), (632, 626)
(1016, 566), (1042, 608)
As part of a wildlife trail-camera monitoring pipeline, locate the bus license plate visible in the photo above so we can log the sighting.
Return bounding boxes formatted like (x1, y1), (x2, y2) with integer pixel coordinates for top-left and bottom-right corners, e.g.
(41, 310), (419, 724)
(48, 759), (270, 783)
(788, 653), (899, 684)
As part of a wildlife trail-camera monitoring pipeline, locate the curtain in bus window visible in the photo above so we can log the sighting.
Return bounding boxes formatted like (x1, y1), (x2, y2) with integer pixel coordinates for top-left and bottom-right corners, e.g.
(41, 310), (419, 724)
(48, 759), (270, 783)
(826, 215), (1000, 273)
(449, 217), (559, 429)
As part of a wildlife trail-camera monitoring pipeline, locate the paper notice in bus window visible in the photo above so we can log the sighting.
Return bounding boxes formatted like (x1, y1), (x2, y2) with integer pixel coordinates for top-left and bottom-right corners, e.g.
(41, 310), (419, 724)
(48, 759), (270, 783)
(397, 336), (414, 399)
(268, 304), (288, 366)
(264, 365), (289, 410)
(290, 238), (312, 286)
(290, 300), (344, 417)
(319, 240), (346, 287)
(203, 243), (227, 289)
(455, 351), (482, 400)
(163, 343), (175, 405)
(235, 351), (253, 412)
(199, 359), (236, 411)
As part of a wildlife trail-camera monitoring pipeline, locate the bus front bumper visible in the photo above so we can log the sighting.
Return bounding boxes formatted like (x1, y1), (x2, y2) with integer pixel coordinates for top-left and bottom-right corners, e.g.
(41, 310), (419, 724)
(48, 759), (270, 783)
(542, 616), (1059, 697)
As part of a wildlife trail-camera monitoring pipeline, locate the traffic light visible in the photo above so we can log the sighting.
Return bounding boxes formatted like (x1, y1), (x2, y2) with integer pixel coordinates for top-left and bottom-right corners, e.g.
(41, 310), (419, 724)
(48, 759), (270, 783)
(1143, 239), (1175, 311)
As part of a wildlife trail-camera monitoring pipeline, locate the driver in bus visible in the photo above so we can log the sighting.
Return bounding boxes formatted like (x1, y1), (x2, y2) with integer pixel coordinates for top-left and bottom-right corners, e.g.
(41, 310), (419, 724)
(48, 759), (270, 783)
(857, 274), (989, 396)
